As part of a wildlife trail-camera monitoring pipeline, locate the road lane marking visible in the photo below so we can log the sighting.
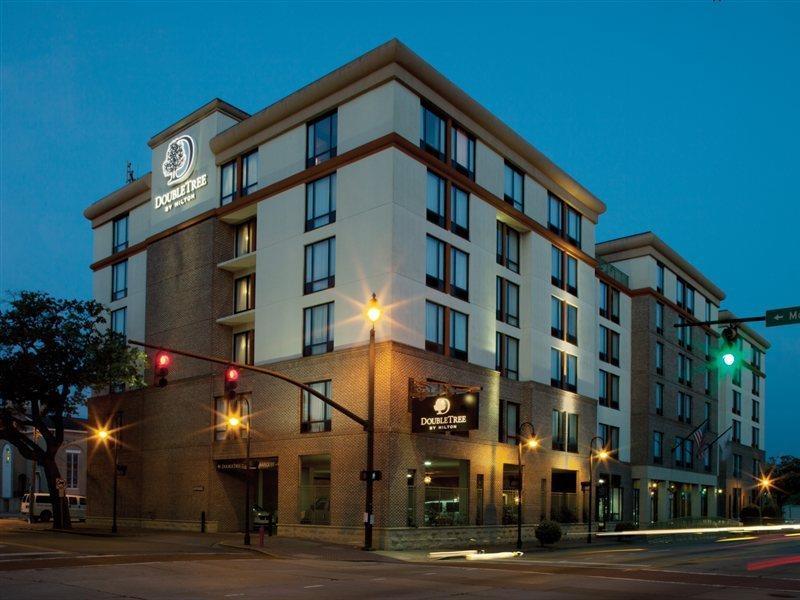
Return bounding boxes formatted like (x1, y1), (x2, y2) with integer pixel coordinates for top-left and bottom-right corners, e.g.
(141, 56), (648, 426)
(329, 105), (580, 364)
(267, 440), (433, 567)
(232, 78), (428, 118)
(304, 584), (324, 588)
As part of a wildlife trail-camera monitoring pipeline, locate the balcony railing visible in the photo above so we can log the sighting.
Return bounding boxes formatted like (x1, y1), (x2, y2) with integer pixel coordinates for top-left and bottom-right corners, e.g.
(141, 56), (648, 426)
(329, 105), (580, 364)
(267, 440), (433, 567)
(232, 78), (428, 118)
(597, 258), (630, 288)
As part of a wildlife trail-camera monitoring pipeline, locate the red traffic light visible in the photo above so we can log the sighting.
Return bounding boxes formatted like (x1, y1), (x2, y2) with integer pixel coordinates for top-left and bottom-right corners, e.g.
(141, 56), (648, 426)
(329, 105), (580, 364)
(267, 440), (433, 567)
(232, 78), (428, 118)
(225, 367), (239, 382)
(156, 352), (171, 368)
(224, 366), (239, 399)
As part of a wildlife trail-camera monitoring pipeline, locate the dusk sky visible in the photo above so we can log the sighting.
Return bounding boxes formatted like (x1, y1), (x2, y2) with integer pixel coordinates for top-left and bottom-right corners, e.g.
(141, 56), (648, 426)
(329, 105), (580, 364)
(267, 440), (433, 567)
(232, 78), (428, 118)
(1, 2), (797, 457)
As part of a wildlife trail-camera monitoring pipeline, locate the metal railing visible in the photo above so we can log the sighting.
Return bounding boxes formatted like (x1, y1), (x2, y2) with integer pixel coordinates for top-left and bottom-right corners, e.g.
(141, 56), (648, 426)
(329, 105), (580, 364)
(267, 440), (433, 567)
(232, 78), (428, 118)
(597, 257), (630, 287)
(423, 486), (469, 526)
(298, 485), (330, 525)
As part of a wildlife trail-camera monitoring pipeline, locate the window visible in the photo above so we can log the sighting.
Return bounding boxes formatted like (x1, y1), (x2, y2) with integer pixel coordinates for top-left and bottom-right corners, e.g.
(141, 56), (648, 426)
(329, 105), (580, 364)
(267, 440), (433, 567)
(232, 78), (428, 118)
(676, 318), (692, 350)
(235, 219), (257, 257)
(551, 246), (577, 296)
(496, 278), (519, 327)
(450, 246), (469, 301)
(551, 296), (563, 339)
(655, 383), (664, 415)
(242, 149), (258, 195)
(752, 458), (761, 479)
(655, 302), (664, 334)
(732, 390), (741, 415)
(110, 307), (126, 339)
(233, 330), (254, 365)
(112, 214), (128, 253)
(732, 419), (741, 443)
(599, 281), (620, 323)
(653, 431), (663, 463)
(550, 348), (577, 392)
(111, 260), (127, 301)
(704, 299), (712, 322)
(551, 297), (577, 344)
(752, 399), (760, 423)
(302, 380), (332, 433)
(66, 450), (79, 489)
(751, 427), (760, 449)
(303, 302), (334, 356)
(703, 446), (711, 471)
(704, 402), (711, 432)
(704, 370), (711, 395)
(674, 436), (683, 466)
(733, 453), (742, 478)
(420, 103), (446, 160)
(733, 365), (742, 387)
(425, 301), (445, 354)
(656, 262), (665, 294)
(548, 194), (581, 248)
(449, 309), (468, 361)
(677, 392), (692, 424)
(599, 325), (619, 366)
(552, 410), (578, 453)
(751, 347), (763, 370)
(496, 332), (519, 380)
(704, 333), (711, 359)
(598, 370), (620, 409)
(234, 274), (256, 313)
(500, 401), (520, 444)
(306, 111), (337, 167)
(426, 171), (446, 227)
(451, 124), (475, 179)
(752, 374), (761, 396)
(304, 237), (335, 294)
(450, 185), (469, 239)
(496, 221), (520, 273)
(597, 423), (620, 459)
(676, 277), (695, 314)
(220, 160), (237, 206)
(426, 235), (446, 291)
(655, 342), (664, 375)
(504, 163), (524, 211)
(677, 354), (693, 386)
(683, 439), (694, 468)
(306, 173), (337, 231)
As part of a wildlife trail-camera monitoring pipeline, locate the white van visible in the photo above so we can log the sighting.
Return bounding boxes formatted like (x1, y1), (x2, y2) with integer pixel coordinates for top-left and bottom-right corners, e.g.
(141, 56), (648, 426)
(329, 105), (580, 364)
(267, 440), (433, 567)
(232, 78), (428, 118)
(21, 493), (86, 523)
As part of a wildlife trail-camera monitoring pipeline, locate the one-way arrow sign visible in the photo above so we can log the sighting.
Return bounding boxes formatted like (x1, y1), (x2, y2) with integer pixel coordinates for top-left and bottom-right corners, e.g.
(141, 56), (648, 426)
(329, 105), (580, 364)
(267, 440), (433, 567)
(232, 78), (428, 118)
(766, 306), (800, 327)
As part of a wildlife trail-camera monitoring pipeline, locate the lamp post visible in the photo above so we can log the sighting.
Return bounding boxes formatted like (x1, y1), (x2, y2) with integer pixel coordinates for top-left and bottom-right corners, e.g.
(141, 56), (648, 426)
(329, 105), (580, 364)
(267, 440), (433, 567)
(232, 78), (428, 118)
(587, 436), (609, 543)
(516, 421), (539, 550)
(227, 397), (252, 546)
(364, 293), (381, 550)
(758, 475), (773, 516)
(97, 412), (122, 534)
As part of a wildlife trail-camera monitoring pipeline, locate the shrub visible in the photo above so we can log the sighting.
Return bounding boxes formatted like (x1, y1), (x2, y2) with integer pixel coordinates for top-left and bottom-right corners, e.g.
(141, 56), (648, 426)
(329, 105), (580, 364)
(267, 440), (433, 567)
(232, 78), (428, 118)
(433, 513), (454, 527)
(740, 504), (761, 525)
(762, 502), (780, 520)
(614, 521), (637, 532)
(556, 505), (578, 523)
(535, 520), (562, 547)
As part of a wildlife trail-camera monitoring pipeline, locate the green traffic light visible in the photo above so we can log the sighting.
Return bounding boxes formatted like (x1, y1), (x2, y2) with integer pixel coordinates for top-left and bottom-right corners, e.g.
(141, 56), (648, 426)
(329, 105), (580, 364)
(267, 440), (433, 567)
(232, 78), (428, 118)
(722, 352), (735, 366)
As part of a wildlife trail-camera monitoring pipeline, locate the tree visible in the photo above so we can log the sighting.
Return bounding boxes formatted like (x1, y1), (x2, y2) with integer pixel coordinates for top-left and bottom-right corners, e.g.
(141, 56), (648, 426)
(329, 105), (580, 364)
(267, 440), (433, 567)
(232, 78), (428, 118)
(766, 455), (800, 508)
(0, 291), (145, 528)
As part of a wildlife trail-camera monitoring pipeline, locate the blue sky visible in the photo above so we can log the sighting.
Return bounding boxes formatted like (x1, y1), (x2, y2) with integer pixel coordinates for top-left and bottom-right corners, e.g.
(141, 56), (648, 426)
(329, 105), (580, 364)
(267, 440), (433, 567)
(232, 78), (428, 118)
(1, 2), (797, 457)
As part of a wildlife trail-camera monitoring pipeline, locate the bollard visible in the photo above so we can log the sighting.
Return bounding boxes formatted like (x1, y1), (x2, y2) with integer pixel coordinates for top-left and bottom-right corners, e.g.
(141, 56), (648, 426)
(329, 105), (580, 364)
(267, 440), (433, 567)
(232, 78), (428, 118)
(200, 511), (206, 533)
(259, 525), (265, 547)
(268, 514), (274, 537)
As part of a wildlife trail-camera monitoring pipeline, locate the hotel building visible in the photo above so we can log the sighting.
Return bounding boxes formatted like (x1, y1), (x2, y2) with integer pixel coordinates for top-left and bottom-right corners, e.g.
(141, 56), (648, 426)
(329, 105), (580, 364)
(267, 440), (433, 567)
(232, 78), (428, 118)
(83, 40), (762, 548)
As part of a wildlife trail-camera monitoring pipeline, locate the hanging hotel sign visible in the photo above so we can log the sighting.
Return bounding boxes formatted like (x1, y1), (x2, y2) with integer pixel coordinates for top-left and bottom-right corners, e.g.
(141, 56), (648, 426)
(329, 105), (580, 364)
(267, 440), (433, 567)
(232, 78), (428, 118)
(411, 392), (479, 433)
(154, 134), (208, 213)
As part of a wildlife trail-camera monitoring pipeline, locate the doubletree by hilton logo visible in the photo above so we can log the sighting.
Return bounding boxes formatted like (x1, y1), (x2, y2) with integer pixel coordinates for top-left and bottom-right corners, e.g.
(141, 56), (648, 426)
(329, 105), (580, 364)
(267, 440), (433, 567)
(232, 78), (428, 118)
(162, 135), (196, 185)
(154, 134), (208, 213)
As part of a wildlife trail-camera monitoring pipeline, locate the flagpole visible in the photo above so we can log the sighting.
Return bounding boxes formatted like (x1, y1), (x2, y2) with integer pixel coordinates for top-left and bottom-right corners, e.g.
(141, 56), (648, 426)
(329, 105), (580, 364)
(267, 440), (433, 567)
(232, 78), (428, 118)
(669, 418), (709, 454)
(696, 424), (733, 457)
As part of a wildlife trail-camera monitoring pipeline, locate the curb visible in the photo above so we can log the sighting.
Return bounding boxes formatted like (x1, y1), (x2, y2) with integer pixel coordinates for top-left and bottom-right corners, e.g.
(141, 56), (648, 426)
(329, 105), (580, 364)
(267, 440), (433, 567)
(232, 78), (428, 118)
(217, 541), (279, 558)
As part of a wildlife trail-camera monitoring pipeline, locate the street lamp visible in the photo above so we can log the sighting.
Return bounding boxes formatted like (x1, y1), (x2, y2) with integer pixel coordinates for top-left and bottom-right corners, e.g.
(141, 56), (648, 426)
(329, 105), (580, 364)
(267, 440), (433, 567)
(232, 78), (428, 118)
(587, 436), (609, 543)
(516, 421), (538, 550)
(364, 293), (381, 550)
(227, 397), (251, 546)
(96, 412), (122, 534)
(758, 474), (773, 514)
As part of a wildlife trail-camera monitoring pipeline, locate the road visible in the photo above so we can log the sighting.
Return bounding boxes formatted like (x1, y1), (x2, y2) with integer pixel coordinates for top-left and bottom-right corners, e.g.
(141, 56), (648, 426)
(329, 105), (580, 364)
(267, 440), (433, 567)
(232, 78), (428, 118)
(0, 519), (798, 598)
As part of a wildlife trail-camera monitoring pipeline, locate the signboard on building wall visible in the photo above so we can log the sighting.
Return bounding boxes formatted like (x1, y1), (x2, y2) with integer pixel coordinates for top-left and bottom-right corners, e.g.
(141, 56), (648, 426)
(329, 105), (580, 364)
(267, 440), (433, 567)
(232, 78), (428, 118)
(411, 393), (479, 433)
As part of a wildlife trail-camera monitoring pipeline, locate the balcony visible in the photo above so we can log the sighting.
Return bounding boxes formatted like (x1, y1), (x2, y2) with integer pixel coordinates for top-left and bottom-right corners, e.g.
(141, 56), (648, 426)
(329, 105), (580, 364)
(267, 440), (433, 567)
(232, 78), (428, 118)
(597, 258), (630, 288)
(216, 309), (255, 327)
(217, 251), (257, 273)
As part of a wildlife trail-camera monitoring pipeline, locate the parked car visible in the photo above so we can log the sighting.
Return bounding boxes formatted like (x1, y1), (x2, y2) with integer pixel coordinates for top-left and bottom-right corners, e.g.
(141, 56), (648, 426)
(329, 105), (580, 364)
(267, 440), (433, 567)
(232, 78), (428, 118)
(21, 493), (86, 523)
(251, 505), (276, 532)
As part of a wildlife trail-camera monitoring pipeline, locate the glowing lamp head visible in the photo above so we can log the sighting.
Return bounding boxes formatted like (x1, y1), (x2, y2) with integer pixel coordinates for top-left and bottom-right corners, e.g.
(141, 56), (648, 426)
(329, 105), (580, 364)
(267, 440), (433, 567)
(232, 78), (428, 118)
(366, 293), (381, 323)
(527, 438), (540, 450)
(97, 429), (109, 441)
(227, 416), (241, 428)
(722, 352), (735, 366)
(597, 449), (610, 461)
(225, 367), (239, 382)
(759, 476), (773, 490)
(156, 352), (171, 368)
(423, 475), (432, 485)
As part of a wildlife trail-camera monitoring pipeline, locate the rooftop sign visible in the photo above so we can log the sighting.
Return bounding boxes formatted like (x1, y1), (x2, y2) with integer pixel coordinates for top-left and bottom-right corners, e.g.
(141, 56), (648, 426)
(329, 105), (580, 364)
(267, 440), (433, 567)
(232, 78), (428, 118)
(153, 134), (208, 212)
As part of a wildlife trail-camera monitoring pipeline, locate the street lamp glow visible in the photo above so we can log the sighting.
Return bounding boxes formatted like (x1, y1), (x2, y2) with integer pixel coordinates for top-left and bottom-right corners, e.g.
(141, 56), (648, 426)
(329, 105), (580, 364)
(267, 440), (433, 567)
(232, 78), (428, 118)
(366, 293), (381, 323)
(759, 476), (773, 491)
(596, 449), (610, 461)
(227, 416), (240, 428)
(527, 438), (540, 449)
(97, 429), (109, 441)
(722, 352), (735, 366)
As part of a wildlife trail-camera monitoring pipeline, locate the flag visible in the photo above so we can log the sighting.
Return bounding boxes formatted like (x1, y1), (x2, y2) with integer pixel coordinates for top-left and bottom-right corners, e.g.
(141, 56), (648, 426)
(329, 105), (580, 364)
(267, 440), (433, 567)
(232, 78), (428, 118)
(692, 423), (705, 450)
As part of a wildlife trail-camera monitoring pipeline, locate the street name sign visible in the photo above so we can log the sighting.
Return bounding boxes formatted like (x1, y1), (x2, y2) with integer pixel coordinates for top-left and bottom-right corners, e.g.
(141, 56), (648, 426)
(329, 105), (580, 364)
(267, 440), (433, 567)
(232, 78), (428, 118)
(766, 306), (800, 327)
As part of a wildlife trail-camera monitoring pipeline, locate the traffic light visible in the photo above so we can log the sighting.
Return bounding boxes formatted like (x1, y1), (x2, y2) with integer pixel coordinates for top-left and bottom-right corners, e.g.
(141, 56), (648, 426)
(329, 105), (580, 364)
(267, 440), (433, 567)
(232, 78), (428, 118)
(225, 366), (239, 400)
(718, 326), (741, 369)
(155, 351), (171, 388)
